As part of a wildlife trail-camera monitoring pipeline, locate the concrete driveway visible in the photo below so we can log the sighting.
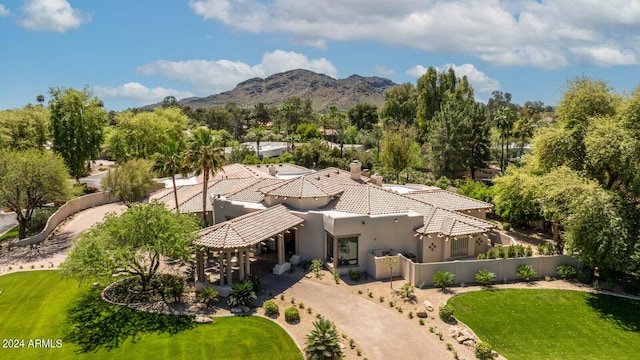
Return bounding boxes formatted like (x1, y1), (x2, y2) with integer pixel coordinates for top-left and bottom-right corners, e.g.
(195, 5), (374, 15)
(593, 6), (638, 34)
(263, 274), (451, 360)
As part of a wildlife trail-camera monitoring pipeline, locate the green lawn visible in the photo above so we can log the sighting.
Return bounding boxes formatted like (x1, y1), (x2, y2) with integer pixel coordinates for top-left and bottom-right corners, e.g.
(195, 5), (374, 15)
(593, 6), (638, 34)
(448, 289), (640, 359)
(0, 271), (302, 360)
(0, 225), (19, 242)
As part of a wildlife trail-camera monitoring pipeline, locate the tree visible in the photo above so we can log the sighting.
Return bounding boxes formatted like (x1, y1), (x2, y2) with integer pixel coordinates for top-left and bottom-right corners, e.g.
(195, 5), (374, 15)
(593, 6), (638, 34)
(382, 255), (399, 289)
(246, 125), (266, 157)
(380, 125), (421, 183)
(49, 87), (106, 181)
(295, 123), (322, 142)
(106, 108), (188, 162)
(153, 141), (189, 212)
(162, 95), (179, 108)
(304, 319), (343, 360)
(61, 202), (199, 290)
(492, 168), (540, 223)
(426, 99), (472, 179)
(36, 94), (45, 105)
(494, 106), (516, 173)
(185, 128), (224, 224)
(0, 149), (69, 239)
(0, 105), (49, 150)
(101, 159), (156, 206)
(348, 102), (379, 130)
(467, 103), (492, 179)
(380, 83), (417, 127)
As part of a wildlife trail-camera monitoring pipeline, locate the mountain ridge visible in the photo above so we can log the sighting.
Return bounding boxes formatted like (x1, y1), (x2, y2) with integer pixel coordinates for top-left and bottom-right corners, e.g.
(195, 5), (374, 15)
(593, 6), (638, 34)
(147, 69), (397, 111)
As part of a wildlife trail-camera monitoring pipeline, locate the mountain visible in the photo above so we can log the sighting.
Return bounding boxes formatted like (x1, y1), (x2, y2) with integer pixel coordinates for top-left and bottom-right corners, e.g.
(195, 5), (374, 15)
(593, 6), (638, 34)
(163, 69), (397, 111)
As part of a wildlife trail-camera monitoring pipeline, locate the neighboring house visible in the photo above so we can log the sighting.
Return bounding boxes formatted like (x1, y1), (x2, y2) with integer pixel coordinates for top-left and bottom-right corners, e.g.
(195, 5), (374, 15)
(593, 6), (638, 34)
(150, 161), (495, 292)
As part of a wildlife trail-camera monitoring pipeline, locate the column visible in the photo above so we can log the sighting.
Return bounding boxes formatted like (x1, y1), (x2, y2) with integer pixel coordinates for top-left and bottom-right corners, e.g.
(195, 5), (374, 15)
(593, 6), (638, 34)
(226, 251), (233, 286)
(294, 228), (299, 255)
(238, 249), (245, 280)
(218, 251), (225, 286)
(277, 233), (285, 264)
(196, 250), (205, 282)
(244, 249), (251, 276)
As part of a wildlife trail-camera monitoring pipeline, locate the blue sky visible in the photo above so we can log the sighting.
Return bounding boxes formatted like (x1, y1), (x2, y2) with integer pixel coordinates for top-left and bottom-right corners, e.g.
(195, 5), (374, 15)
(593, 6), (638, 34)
(1, 0), (639, 111)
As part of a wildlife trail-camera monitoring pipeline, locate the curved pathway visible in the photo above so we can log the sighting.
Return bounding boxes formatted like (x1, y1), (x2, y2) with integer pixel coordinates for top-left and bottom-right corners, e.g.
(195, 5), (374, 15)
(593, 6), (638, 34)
(264, 274), (451, 360)
(0, 203), (127, 275)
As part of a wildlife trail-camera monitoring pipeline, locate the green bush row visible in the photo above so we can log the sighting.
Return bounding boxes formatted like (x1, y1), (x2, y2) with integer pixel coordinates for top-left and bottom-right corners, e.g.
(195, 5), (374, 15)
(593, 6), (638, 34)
(477, 244), (532, 259)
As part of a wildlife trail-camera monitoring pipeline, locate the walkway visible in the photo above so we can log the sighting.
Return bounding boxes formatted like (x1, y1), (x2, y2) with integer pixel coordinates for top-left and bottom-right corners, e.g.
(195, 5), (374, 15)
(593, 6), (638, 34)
(0, 203), (127, 274)
(263, 274), (451, 360)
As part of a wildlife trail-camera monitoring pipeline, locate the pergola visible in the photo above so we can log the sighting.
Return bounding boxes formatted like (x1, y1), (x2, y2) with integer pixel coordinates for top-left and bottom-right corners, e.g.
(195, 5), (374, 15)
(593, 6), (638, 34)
(195, 204), (304, 287)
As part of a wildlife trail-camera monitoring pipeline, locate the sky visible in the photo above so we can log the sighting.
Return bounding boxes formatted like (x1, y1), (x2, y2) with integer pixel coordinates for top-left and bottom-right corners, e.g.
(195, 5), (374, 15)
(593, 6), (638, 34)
(1, 0), (640, 111)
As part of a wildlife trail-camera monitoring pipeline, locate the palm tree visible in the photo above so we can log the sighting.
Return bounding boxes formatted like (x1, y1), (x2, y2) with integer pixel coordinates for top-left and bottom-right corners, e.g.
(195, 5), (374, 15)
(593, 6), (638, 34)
(185, 128), (224, 224)
(304, 319), (343, 360)
(247, 126), (266, 158)
(494, 107), (516, 173)
(152, 140), (188, 213)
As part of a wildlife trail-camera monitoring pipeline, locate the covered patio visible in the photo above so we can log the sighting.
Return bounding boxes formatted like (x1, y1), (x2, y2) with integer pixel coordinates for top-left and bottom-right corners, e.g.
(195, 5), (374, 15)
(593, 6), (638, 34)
(194, 204), (304, 295)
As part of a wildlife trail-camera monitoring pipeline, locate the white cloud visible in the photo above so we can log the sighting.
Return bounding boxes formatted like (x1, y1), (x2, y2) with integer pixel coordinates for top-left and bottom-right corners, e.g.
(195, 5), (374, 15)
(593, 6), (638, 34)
(136, 50), (338, 94)
(406, 63), (500, 94)
(93, 83), (194, 104)
(189, 0), (640, 68)
(374, 66), (396, 76)
(0, 4), (10, 17)
(19, 0), (91, 32)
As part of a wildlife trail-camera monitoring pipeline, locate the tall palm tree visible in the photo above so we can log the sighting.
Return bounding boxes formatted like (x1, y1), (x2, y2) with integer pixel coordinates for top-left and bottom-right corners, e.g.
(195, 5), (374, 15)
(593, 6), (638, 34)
(152, 140), (188, 213)
(304, 319), (342, 360)
(494, 106), (516, 173)
(247, 125), (266, 158)
(185, 128), (224, 224)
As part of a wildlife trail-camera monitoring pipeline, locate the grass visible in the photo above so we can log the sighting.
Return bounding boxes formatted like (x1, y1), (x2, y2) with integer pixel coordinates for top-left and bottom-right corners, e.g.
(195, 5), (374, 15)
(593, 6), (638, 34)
(0, 225), (19, 242)
(448, 289), (640, 360)
(0, 271), (302, 360)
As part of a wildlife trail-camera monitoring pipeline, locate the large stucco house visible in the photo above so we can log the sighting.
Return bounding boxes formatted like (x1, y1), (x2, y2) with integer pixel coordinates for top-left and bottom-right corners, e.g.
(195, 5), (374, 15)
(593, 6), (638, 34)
(150, 162), (495, 293)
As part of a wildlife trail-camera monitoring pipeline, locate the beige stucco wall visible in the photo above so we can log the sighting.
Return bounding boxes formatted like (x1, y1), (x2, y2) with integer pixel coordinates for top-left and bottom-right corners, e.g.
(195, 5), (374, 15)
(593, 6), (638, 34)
(263, 195), (331, 210)
(419, 233), (489, 263)
(325, 212), (423, 275)
(212, 198), (261, 224)
(294, 211), (325, 261)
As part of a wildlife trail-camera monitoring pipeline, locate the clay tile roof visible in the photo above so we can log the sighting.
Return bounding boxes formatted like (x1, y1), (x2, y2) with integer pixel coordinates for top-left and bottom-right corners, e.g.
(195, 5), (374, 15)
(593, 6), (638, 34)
(196, 204), (304, 249)
(227, 178), (286, 203)
(260, 167), (366, 198)
(405, 189), (493, 211)
(415, 208), (494, 236)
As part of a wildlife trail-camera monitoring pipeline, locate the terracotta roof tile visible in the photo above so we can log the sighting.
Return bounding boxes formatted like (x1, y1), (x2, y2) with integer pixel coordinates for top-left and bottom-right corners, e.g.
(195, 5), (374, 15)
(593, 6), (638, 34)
(260, 167), (366, 198)
(196, 204), (304, 249)
(406, 189), (493, 211)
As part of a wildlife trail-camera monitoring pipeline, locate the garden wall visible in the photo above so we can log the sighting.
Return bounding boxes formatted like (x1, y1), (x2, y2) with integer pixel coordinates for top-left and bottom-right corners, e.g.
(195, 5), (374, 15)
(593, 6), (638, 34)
(9, 192), (118, 248)
(368, 253), (581, 287)
(488, 230), (516, 246)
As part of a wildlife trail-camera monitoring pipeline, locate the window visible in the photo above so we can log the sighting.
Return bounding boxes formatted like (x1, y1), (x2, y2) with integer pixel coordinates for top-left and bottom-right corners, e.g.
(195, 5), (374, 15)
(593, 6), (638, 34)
(338, 236), (358, 266)
(326, 233), (334, 262)
(450, 237), (468, 257)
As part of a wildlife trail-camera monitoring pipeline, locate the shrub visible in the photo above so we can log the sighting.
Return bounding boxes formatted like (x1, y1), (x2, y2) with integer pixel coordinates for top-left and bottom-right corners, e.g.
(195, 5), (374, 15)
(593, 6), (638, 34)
(525, 245), (533, 257)
(161, 274), (185, 303)
(368, 292), (373, 298)
(263, 300), (279, 317)
(299, 302), (305, 309)
(408, 311), (413, 319)
(496, 245), (506, 258)
(439, 304), (455, 322)
(228, 280), (257, 307)
(333, 272), (340, 284)
(26, 207), (57, 236)
(285, 306), (300, 323)
(304, 318), (343, 360)
(198, 287), (219, 308)
(475, 269), (496, 286)
(397, 306), (403, 313)
(446, 343), (453, 351)
(398, 282), (417, 302)
(507, 245), (517, 258)
(419, 319), (425, 326)
(577, 268), (594, 284)
(557, 264), (577, 280)
(502, 222), (511, 231)
(516, 264), (537, 282)
(433, 271), (455, 290)
(310, 259), (323, 278)
(475, 342), (493, 360)
(247, 274), (262, 294)
(379, 295), (384, 303)
(348, 269), (362, 281)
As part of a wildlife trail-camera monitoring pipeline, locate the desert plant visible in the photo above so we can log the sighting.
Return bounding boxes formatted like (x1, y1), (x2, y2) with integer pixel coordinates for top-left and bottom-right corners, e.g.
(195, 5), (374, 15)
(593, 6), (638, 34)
(397, 306), (403, 313)
(333, 272), (340, 284)
(162, 275), (185, 303)
(280, 294), (285, 301)
(379, 295), (384, 303)
(299, 302), (305, 309)
(557, 264), (577, 279)
(419, 319), (425, 325)
(398, 282), (417, 302)
(368, 291), (373, 298)
(446, 343), (453, 351)
(439, 304), (455, 322)
(310, 258), (323, 278)
(198, 287), (219, 308)
(475, 269), (496, 286)
(433, 271), (455, 290)
(516, 264), (538, 282)
(496, 245), (506, 258)
(228, 280), (257, 307)
(285, 306), (300, 323)
(348, 269), (361, 281)
(263, 299), (279, 317)
(304, 318), (342, 360)
(307, 307), (312, 314)
(389, 300), (395, 307)
(475, 342), (493, 360)
(507, 245), (517, 258)
(408, 311), (413, 319)
(525, 245), (533, 257)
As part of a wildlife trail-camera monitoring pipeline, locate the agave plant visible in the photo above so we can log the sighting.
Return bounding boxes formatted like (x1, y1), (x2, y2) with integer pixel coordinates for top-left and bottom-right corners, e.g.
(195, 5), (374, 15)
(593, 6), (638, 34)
(304, 319), (342, 360)
(228, 280), (256, 307)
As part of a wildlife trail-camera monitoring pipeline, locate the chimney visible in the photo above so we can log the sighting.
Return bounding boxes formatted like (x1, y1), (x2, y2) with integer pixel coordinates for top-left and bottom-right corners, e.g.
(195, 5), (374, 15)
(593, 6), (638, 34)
(370, 173), (383, 187)
(268, 164), (276, 177)
(349, 160), (361, 180)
